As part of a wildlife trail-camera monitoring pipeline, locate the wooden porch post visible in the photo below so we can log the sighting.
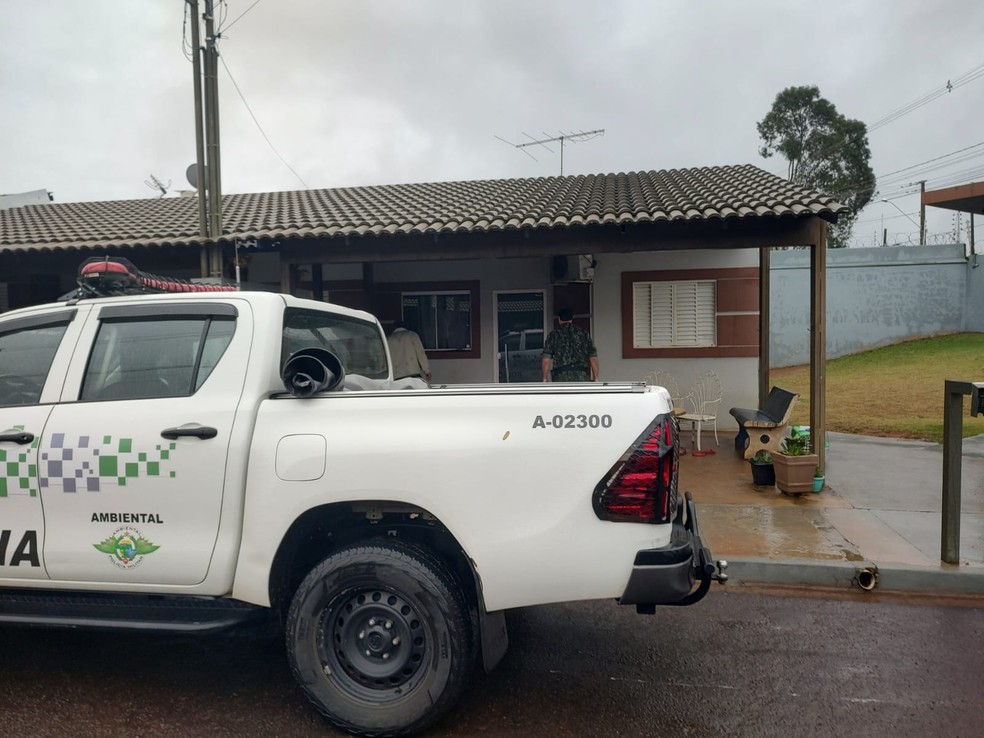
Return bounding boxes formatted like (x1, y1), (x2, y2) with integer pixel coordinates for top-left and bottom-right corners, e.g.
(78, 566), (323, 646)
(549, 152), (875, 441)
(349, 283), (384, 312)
(362, 263), (375, 315)
(280, 260), (298, 295)
(758, 246), (771, 407)
(810, 219), (827, 472)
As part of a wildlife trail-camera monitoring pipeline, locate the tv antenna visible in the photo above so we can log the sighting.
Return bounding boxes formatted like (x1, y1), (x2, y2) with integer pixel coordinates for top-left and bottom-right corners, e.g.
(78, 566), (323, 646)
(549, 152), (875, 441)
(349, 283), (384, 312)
(144, 174), (171, 198)
(494, 129), (605, 175)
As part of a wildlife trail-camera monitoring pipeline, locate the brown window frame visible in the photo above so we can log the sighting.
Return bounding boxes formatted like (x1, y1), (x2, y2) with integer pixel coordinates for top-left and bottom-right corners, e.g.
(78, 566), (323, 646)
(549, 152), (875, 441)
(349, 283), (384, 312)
(621, 267), (759, 359)
(399, 286), (478, 359)
(324, 279), (481, 361)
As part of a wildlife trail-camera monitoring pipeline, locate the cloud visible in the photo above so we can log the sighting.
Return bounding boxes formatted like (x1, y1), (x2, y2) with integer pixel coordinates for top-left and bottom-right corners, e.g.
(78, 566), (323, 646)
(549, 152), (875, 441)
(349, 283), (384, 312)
(2, 0), (983, 243)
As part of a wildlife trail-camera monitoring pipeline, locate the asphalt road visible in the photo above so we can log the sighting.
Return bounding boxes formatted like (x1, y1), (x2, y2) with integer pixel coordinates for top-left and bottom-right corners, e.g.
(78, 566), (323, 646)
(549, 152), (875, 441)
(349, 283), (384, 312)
(1, 589), (982, 737)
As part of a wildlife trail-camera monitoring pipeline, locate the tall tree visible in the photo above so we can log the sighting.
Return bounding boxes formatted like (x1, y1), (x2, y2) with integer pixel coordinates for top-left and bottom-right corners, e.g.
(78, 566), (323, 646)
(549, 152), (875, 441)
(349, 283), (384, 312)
(757, 85), (875, 248)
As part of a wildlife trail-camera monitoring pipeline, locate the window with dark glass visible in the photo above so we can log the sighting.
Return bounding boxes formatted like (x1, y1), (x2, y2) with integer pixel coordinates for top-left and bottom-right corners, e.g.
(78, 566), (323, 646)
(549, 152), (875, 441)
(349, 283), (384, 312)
(0, 322), (70, 406)
(282, 308), (388, 379)
(81, 316), (235, 401)
(401, 291), (471, 351)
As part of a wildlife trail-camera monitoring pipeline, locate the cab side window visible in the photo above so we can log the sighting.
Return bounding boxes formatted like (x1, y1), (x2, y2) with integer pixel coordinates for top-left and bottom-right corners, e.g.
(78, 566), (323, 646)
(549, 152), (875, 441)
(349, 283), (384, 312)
(282, 308), (388, 380)
(0, 321), (70, 406)
(80, 315), (235, 402)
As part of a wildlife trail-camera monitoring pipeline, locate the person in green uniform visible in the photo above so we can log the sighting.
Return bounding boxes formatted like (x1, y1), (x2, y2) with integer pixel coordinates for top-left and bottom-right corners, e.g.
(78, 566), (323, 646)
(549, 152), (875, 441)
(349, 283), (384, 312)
(541, 307), (599, 382)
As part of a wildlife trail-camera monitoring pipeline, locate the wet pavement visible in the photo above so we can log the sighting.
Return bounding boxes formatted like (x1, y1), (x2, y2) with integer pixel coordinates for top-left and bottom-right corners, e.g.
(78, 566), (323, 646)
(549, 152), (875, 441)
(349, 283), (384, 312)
(3, 591), (982, 737)
(683, 431), (984, 594)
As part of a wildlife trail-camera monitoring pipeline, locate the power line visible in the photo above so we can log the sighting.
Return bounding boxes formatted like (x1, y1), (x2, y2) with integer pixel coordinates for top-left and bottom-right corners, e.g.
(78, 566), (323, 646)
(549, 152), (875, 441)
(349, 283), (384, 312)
(181, 2), (195, 62)
(217, 0), (230, 30)
(867, 60), (984, 132)
(878, 150), (984, 188)
(788, 59), (984, 185)
(925, 165), (984, 189)
(855, 209), (919, 226)
(880, 188), (921, 201)
(220, 0), (262, 33)
(219, 54), (310, 189)
(876, 139), (984, 182)
(823, 141), (984, 204)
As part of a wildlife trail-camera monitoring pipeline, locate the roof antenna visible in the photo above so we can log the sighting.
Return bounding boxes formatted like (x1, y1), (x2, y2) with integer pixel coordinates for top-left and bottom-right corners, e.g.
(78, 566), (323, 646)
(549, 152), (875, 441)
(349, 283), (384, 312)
(144, 174), (171, 198)
(494, 129), (605, 175)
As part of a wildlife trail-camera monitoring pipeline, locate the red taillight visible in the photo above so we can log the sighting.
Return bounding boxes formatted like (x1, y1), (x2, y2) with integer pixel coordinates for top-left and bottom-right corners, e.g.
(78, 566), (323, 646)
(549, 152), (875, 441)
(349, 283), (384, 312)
(593, 414), (678, 523)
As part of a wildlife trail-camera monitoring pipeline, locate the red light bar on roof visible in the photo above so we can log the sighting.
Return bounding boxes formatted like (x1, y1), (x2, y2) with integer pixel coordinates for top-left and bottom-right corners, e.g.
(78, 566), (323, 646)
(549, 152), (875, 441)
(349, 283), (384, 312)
(76, 256), (237, 297)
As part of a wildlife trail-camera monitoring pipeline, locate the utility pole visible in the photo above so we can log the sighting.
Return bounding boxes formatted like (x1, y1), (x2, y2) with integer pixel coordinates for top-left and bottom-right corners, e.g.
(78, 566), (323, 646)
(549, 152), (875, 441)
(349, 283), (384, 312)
(918, 180), (926, 245)
(187, 0), (223, 276)
(203, 0), (223, 277)
(187, 0), (208, 241)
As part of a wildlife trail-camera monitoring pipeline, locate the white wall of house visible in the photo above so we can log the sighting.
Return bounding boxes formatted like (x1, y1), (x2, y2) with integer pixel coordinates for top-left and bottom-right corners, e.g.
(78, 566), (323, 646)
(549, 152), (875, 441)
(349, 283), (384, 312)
(253, 247), (762, 428)
(594, 248), (760, 429)
(371, 257), (550, 384)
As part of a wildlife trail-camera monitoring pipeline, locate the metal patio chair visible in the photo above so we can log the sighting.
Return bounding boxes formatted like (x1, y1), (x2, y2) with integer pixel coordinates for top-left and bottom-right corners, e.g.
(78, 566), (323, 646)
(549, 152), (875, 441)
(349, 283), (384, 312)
(643, 368), (685, 414)
(678, 371), (723, 452)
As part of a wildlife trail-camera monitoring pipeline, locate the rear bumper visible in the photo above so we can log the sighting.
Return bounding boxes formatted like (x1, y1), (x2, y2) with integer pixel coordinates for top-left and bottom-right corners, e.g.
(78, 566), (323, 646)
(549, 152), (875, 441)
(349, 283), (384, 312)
(619, 492), (718, 607)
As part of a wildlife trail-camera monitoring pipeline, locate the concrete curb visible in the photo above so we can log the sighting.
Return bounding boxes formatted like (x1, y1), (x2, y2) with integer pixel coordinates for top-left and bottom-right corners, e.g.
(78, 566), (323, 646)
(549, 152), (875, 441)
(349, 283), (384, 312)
(722, 557), (984, 595)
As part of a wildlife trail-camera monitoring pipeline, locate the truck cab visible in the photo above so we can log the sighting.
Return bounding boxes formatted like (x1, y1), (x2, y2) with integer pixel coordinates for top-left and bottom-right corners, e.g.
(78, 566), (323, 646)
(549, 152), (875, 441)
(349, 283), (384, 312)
(0, 261), (724, 738)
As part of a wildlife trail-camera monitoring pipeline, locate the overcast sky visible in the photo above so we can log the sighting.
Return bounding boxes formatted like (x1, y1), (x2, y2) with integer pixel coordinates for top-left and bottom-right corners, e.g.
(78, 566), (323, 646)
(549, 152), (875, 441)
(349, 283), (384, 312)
(2, 0), (983, 246)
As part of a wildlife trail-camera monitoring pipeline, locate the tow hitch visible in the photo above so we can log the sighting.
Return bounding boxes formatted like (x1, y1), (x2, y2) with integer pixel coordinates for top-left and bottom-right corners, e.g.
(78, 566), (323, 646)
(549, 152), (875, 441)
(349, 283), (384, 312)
(670, 493), (728, 606)
(628, 493), (729, 613)
(660, 552), (727, 610)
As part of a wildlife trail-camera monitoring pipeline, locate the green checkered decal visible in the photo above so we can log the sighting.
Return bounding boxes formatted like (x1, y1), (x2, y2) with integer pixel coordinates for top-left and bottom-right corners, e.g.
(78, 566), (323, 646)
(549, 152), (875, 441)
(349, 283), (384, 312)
(40, 433), (178, 493)
(0, 429), (41, 497)
(1, 429), (180, 498)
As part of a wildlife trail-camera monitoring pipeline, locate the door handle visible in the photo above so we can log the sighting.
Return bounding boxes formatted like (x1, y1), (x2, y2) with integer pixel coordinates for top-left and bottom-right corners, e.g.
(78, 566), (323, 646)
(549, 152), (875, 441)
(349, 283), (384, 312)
(0, 431), (34, 445)
(160, 426), (218, 440)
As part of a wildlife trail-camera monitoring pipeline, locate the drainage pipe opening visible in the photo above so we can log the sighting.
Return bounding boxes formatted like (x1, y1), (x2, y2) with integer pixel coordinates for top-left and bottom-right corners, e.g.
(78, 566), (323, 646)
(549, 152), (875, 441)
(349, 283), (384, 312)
(856, 567), (879, 591)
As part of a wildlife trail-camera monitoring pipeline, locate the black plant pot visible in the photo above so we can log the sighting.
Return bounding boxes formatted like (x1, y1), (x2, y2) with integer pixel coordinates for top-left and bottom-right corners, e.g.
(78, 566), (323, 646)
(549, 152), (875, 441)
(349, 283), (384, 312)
(750, 461), (776, 486)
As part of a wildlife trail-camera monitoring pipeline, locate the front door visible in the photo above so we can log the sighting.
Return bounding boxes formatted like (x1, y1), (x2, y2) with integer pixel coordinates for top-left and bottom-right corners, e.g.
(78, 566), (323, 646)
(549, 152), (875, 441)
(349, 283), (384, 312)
(0, 307), (82, 581)
(552, 282), (592, 334)
(41, 300), (249, 585)
(494, 291), (545, 383)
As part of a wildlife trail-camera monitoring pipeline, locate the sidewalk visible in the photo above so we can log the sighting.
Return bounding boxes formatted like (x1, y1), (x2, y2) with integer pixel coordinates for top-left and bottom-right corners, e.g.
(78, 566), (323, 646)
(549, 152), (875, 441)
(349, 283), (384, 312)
(685, 431), (984, 595)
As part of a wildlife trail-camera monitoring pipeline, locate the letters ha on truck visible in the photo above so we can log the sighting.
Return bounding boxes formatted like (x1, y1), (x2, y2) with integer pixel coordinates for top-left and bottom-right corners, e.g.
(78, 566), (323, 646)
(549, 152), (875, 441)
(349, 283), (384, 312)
(0, 257), (726, 738)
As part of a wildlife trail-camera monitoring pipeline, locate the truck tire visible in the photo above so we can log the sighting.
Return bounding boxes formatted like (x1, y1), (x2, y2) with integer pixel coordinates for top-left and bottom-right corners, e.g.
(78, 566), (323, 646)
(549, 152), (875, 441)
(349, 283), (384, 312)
(285, 541), (472, 737)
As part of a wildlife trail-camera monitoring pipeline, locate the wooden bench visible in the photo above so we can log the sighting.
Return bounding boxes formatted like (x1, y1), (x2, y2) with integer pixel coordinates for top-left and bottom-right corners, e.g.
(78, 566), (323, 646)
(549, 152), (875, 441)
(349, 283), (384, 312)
(729, 386), (799, 460)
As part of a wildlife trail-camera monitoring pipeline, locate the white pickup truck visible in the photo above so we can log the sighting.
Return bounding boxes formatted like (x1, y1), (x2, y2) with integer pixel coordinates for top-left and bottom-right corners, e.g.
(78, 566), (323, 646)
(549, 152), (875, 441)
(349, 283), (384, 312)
(0, 278), (724, 736)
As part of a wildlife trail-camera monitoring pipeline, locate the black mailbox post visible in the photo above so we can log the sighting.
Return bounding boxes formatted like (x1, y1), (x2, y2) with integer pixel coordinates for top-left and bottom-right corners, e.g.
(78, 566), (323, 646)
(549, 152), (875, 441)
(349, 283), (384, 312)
(941, 380), (984, 563)
(971, 382), (984, 417)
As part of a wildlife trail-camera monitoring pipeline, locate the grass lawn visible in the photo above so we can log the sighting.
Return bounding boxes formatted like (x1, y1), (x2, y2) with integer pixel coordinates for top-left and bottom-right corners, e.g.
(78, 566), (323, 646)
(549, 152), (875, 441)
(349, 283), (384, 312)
(771, 333), (984, 443)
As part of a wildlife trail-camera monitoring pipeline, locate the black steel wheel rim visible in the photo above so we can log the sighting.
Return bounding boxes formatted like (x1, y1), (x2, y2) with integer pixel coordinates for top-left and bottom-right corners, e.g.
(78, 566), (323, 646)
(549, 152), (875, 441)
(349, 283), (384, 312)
(318, 587), (429, 702)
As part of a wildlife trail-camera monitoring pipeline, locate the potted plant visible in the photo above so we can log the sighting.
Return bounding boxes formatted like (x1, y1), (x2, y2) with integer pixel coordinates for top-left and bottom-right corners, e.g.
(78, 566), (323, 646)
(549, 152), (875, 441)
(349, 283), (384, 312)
(773, 434), (819, 495)
(748, 450), (775, 486)
(812, 465), (825, 493)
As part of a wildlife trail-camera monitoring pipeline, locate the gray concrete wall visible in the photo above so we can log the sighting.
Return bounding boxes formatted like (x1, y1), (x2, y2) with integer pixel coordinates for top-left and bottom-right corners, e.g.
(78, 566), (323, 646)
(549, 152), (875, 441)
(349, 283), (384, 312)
(770, 244), (983, 367)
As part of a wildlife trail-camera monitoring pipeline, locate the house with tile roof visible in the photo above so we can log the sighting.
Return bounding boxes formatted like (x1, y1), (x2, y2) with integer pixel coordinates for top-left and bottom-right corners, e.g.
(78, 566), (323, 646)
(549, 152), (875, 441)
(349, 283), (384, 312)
(0, 189), (53, 210)
(0, 164), (842, 448)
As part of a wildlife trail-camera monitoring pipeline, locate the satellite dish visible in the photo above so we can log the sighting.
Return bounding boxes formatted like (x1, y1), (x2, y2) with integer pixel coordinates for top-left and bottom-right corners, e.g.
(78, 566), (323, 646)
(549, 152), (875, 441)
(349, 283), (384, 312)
(186, 163), (207, 190)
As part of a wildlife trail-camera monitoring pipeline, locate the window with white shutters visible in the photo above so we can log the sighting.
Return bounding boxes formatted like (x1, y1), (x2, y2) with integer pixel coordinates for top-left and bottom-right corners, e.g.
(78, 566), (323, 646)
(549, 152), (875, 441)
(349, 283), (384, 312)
(632, 280), (716, 348)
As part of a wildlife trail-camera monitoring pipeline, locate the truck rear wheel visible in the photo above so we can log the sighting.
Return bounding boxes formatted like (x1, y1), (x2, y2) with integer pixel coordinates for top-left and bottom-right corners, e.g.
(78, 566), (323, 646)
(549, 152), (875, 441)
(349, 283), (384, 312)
(285, 541), (472, 737)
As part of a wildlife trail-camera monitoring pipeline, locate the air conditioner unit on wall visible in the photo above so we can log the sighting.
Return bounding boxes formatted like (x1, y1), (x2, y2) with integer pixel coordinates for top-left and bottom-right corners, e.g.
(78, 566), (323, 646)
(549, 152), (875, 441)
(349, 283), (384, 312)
(551, 254), (595, 283)
(578, 254), (595, 281)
